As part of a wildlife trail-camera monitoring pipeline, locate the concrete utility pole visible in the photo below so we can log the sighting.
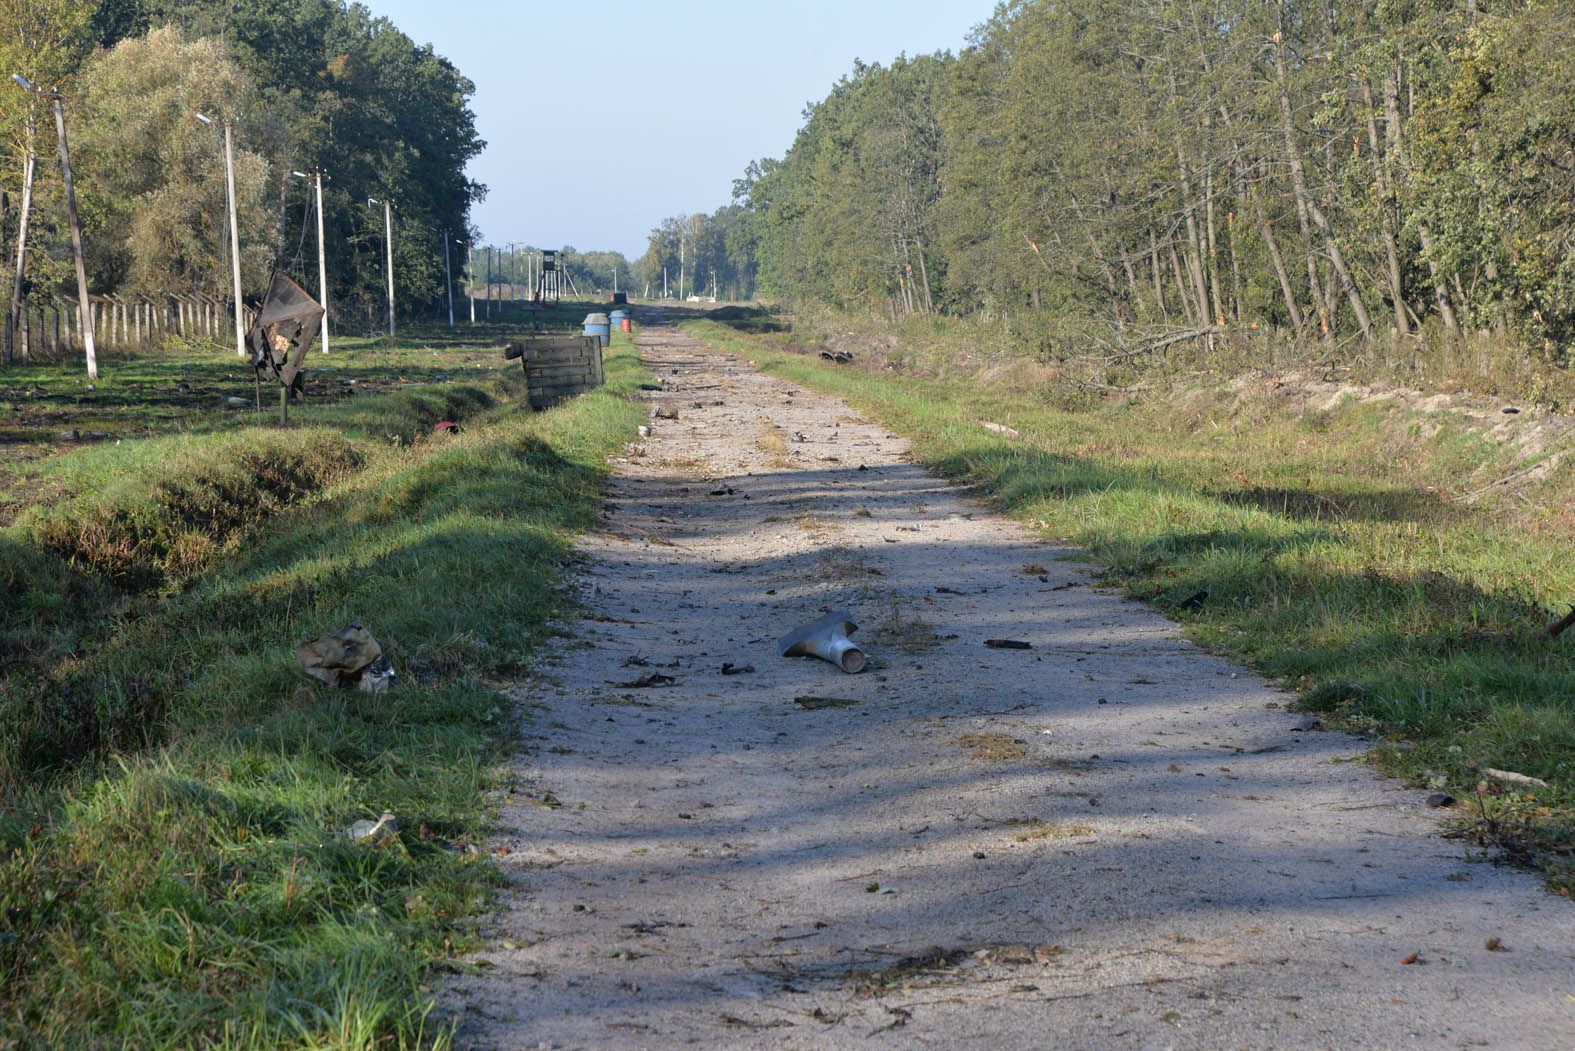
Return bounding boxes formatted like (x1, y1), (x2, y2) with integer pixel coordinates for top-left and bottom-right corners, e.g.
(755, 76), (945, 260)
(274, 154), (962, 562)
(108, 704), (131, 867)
(444, 231), (458, 327)
(6, 105), (35, 364)
(292, 170), (330, 353)
(679, 237), (685, 302)
(467, 245), (476, 322)
(198, 113), (245, 358)
(369, 198), (394, 339)
(14, 76), (96, 378)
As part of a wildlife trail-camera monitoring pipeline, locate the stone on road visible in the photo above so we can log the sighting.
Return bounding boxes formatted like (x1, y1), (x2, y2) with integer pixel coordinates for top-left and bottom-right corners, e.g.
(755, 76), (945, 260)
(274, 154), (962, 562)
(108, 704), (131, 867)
(444, 313), (1572, 1049)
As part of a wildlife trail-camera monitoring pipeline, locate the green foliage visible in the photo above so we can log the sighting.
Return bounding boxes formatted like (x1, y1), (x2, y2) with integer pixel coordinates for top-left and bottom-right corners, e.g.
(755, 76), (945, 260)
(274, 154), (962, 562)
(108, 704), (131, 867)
(709, 0), (1575, 376)
(3, 0), (483, 327)
(640, 206), (756, 302)
(75, 26), (275, 295)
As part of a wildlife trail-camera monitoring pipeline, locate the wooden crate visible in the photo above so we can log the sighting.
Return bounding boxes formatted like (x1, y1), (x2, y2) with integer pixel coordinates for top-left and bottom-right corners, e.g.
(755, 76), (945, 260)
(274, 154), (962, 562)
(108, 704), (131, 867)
(507, 335), (606, 410)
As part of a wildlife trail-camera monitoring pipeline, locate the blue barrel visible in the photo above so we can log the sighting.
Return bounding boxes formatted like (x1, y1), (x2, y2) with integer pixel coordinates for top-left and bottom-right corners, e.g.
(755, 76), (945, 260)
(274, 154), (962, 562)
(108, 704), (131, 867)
(609, 310), (628, 326)
(583, 312), (611, 347)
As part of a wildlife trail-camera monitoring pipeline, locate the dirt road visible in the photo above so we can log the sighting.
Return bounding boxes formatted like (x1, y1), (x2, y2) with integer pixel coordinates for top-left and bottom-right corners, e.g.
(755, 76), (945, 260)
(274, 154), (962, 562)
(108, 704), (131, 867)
(445, 315), (1572, 1049)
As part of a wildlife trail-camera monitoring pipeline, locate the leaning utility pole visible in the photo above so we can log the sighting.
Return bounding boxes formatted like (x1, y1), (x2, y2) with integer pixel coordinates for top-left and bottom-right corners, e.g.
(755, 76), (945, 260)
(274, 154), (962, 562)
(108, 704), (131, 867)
(198, 113), (245, 358)
(294, 170), (330, 353)
(377, 198), (395, 338)
(15, 76), (97, 379)
(222, 121), (244, 357)
(6, 109), (35, 364)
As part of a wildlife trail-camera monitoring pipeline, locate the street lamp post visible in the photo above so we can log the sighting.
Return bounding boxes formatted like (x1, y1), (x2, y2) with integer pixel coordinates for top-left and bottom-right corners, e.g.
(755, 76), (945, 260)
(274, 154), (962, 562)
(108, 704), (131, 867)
(197, 112), (245, 359)
(14, 74), (96, 379)
(368, 198), (395, 339)
(291, 169), (330, 353)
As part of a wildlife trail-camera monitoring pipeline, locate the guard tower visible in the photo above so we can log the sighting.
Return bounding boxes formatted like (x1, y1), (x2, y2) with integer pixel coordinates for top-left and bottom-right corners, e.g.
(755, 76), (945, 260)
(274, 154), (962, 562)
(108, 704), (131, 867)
(534, 250), (562, 305)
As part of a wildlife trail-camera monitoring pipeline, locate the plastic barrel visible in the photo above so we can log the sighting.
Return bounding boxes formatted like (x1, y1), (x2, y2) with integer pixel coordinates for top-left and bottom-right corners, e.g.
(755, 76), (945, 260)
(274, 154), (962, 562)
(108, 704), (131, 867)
(583, 313), (611, 347)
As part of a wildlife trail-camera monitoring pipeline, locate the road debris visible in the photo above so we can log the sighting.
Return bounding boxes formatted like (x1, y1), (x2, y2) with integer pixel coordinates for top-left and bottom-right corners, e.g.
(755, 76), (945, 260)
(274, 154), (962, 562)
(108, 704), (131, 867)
(344, 811), (398, 843)
(985, 639), (1033, 650)
(1482, 768), (1549, 788)
(720, 663), (755, 676)
(612, 673), (677, 689)
(980, 421), (1021, 439)
(296, 621), (399, 693)
(780, 609), (868, 673)
(794, 696), (860, 710)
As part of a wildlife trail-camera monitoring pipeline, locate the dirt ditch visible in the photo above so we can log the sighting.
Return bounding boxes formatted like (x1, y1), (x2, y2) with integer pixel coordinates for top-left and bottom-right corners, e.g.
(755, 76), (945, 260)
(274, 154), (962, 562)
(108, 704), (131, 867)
(443, 312), (1572, 1050)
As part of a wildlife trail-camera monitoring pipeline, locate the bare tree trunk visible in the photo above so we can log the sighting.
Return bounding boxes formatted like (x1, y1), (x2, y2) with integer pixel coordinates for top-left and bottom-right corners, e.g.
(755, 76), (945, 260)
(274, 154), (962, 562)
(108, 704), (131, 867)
(1361, 78), (1409, 335)
(1274, 9), (1372, 341)
(1148, 227), (1167, 319)
(913, 238), (936, 315)
(1258, 203), (1303, 331)
(1203, 162), (1225, 326)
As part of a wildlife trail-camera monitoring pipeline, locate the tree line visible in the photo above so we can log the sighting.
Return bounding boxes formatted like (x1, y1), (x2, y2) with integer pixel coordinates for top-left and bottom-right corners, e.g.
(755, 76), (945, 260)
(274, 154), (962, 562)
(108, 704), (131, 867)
(639, 207), (758, 302)
(1, 0), (484, 351)
(720, 0), (1573, 361)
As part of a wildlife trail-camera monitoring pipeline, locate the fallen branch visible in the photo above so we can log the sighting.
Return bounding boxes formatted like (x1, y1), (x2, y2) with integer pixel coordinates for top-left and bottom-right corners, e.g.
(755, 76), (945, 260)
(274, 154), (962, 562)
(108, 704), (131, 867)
(1547, 605), (1575, 640)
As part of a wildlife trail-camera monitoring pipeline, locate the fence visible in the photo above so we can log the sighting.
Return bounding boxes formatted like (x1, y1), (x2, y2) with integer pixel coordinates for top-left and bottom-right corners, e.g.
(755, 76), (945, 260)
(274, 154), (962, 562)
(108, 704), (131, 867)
(2, 292), (251, 361)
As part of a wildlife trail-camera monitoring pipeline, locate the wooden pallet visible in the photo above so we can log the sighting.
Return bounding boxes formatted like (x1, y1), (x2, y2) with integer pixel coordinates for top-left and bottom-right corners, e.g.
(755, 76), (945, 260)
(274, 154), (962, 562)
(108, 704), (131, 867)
(506, 335), (606, 410)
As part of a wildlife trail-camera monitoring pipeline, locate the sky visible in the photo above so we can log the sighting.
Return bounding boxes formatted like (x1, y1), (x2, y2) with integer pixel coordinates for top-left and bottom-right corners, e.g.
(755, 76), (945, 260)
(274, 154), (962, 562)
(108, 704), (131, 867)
(359, 0), (997, 260)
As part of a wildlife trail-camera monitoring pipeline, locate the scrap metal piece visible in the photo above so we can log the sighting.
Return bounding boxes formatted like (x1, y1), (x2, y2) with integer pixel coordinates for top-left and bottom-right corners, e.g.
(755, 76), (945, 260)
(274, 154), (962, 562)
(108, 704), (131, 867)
(247, 270), (325, 402)
(297, 620), (396, 692)
(779, 610), (868, 674)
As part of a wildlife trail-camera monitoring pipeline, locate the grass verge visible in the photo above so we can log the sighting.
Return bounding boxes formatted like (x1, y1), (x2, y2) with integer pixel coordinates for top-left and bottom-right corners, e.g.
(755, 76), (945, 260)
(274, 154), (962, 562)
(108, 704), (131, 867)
(686, 313), (1574, 891)
(1, 331), (647, 1046)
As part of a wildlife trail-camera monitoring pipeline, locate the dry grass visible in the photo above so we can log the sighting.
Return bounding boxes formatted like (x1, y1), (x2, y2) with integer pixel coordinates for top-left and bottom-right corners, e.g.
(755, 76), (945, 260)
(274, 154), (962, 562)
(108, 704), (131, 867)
(957, 732), (1029, 762)
(1007, 818), (1096, 842)
(869, 599), (943, 653)
(756, 423), (796, 468)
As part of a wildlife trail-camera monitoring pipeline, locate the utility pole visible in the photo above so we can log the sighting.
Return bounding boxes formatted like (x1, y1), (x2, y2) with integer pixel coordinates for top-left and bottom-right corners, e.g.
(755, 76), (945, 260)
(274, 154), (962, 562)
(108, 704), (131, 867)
(467, 245), (476, 322)
(198, 113), (245, 358)
(485, 246), (493, 319)
(369, 198), (395, 339)
(444, 231), (457, 327)
(6, 105), (35, 364)
(679, 237), (685, 302)
(292, 170), (330, 353)
(15, 76), (96, 379)
(612, 262), (618, 294)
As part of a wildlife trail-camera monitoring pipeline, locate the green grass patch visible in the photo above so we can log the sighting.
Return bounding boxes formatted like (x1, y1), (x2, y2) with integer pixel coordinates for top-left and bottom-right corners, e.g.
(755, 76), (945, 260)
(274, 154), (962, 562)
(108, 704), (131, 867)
(0, 321), (647, 1045)
(687, 313), (1574, 890)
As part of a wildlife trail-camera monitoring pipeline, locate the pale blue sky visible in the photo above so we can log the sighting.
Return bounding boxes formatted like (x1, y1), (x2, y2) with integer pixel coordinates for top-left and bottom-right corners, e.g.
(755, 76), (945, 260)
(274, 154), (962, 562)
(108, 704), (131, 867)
(360, 0), (996, 258)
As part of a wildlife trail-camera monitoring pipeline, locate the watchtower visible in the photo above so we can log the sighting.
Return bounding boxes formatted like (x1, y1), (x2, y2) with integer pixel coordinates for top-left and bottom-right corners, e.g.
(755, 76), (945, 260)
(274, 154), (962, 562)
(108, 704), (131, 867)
(534, 250), (562, 305)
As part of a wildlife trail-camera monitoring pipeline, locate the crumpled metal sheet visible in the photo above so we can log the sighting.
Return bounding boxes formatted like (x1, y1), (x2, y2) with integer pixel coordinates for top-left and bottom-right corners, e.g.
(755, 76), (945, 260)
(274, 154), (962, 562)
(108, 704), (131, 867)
(248, 270), (324, 394)
(296, 620), (399, 693)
